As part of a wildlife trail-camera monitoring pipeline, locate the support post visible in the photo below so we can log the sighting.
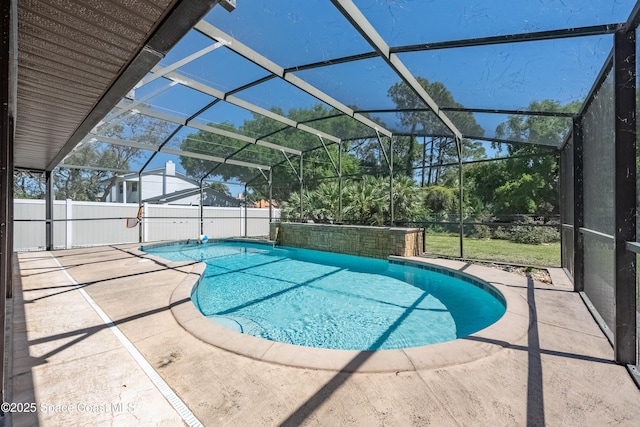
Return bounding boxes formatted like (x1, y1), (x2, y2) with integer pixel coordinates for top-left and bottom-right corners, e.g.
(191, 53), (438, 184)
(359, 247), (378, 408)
(65, 199), (72, 249)
(389, 136), (394, 226)
(268, 169), (273, 224)
(0, 0), (12, 406)
(45, 170), (54, 251)
(5, 117), (12, 299)
(243, 184), (248, 237)
(138, 171), (143, 243)
(457, 136), (464, 258)
(572, 117), (584, 292)
(421, 136), (427, 186)
(613, 28), (636, 365)
(142, 202), (148, 243)
(299, 153), (304, 222)
(199, 180), (204, 235)
(338, 142), (343, 222)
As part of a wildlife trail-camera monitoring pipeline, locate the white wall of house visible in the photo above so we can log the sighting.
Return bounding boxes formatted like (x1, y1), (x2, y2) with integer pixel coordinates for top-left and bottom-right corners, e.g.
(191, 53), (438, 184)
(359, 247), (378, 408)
(139, 173), (195, 201)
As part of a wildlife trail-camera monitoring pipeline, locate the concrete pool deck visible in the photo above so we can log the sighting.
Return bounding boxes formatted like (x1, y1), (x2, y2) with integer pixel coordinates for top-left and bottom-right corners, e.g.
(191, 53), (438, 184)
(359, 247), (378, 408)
(7, 243), (640, 426)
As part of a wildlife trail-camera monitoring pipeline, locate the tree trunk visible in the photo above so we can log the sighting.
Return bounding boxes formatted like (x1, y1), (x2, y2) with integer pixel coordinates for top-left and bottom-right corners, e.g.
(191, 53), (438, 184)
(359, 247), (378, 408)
(406, 124), (417, 177)
(427, 137), (436, 186)
(435, 138), (445, 184)
(421, 136), (426, 186)
(100, 175), (119, 202)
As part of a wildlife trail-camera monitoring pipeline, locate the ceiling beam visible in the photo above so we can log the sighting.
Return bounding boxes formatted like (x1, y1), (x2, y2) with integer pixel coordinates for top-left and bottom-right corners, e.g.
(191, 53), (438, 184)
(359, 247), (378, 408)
(88, 134), (271, 170)
(124, 102), (302, 155)
(330, 0), (462, 140)
(194, 20), (393, 137)
(157, 69), (342, 143)
(136, 39), (228, 87)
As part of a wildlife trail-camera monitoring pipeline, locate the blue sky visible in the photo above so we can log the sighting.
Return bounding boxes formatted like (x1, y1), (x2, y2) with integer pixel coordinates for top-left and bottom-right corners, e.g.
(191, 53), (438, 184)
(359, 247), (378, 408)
(118, 0), (636, 188)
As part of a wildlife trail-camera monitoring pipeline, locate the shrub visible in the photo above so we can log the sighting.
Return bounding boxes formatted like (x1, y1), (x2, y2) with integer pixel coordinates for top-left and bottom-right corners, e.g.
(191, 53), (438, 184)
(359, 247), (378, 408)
(492, 226), (512, 240)
(510, 225), (560, 244)
(472, 224), (492, 240)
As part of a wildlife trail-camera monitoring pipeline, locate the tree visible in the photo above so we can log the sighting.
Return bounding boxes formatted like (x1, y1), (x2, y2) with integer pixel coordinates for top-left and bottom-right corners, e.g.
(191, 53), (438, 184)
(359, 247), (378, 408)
(208, 182), (231, 196)
(14, 171), (45, 199)
(281, 175), (422, 226)
(422, 185), (456, 215)
(465, 99), (579, 217)
(180, 106), (363, 202)
(53, 112), (174, 201)
(388, 78), (485, 180)
(55, 144), (109, 200)
(343, 176), (387, 226)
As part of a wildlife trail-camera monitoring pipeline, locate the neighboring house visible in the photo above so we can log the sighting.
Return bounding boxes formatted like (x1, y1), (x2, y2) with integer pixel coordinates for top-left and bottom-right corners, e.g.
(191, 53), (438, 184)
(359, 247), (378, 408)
(103, 161), (241, 207)
(254, 199), (279, 209)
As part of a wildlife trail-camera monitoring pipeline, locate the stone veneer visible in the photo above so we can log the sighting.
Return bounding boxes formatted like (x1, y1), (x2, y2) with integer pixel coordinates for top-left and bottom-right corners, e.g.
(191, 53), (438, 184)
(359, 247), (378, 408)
(269, 222), (423, 259)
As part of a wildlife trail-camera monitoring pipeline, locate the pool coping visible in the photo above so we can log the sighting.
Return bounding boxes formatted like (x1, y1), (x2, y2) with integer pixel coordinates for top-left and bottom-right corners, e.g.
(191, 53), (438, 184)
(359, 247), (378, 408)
(134, 243), (530, 373)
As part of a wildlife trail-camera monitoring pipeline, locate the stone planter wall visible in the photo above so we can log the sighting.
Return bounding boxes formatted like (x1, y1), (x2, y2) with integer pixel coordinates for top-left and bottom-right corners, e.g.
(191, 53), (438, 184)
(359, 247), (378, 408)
(270, 222), (423, 259)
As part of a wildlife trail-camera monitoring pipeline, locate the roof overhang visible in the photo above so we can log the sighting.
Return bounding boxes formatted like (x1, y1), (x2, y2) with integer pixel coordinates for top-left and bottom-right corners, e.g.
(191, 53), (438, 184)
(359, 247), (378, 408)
(12, 0), (234, 172)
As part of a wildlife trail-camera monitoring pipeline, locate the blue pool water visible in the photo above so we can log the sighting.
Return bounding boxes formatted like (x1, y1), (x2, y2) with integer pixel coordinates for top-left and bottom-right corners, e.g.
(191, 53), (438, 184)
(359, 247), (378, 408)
(144, 241), (506, 350)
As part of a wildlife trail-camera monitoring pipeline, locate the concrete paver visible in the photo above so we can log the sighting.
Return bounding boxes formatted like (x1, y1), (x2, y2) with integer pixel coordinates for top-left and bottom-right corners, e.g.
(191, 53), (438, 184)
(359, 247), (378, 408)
(7, 244), (640, 426)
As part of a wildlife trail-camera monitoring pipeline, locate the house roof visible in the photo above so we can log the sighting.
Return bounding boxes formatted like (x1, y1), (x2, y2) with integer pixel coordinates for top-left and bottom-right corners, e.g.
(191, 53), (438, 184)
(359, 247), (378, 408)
(117, 167), (195, 183)
(143, 187), (240, 205)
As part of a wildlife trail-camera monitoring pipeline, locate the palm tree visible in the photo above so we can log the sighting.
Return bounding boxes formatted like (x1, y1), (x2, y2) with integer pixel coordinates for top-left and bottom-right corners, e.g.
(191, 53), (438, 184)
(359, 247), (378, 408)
(343, 176), (386, 226)
(390, 175), (421, 225)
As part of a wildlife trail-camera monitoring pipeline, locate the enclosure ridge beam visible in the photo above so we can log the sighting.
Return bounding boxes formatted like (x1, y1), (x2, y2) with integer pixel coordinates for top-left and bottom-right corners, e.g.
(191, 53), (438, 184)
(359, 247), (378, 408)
(55, 164), (136, 174)
(88, 134), (160, 151)
(330, 0), (462, 140)
(161, 148), (270, 170)
(356, 107), (576, 118)
(415, 151), (558, 169)
(194, 20), (393, 137)
(343, 132), (561, 149)
(285, 25), (622, 74)
(285, 52), (378, 73)
(393, 23), (623, 53)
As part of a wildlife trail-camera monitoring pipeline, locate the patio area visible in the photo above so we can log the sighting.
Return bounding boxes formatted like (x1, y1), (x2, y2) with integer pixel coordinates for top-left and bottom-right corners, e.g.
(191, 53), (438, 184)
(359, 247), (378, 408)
(6, 244), (640, 426)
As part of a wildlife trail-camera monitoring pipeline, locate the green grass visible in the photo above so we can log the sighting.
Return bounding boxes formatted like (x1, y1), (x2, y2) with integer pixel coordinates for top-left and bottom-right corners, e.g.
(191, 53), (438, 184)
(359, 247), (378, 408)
(424, 233), (561, 267)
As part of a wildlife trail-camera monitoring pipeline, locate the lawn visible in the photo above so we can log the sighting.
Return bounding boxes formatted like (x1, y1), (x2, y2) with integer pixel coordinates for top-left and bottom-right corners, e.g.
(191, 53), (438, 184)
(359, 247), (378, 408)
(424, 233), (561, 267)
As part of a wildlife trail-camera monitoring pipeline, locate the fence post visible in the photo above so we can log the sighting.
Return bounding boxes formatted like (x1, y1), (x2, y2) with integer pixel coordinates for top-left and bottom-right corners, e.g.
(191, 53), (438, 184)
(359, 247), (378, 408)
(142, 202), (149, 243)
(65, 198), (72, 249)
(240, 202), (245, 237)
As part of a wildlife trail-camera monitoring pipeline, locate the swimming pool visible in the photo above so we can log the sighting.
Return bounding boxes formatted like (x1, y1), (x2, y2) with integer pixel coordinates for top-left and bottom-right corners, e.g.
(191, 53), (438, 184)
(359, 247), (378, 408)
(144, 241), (505, 351)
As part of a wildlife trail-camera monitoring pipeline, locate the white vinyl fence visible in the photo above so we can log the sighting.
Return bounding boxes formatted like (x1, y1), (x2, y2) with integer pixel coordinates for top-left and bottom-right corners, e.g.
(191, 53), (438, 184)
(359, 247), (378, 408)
(13, 199), (280, 251)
